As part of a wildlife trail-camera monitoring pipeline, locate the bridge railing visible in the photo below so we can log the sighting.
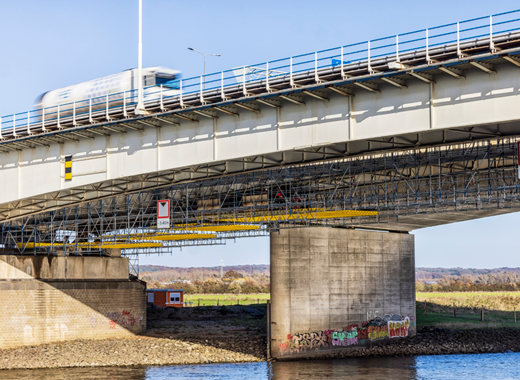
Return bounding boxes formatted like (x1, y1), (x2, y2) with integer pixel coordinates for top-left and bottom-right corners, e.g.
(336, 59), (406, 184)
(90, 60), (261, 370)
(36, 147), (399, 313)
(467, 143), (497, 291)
(1, 10), (520, 139)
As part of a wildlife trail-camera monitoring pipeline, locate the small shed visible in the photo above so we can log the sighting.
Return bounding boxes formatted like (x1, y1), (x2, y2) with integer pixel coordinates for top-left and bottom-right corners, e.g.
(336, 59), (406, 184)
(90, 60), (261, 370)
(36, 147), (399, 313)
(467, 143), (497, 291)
(146, 289), (184, 308)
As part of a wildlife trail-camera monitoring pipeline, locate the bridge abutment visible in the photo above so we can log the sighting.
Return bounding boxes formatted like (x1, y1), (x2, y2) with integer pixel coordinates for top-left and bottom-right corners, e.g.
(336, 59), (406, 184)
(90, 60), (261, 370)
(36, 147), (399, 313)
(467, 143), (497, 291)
(270, 227), (415, 359)
(0, 256), (145, 349)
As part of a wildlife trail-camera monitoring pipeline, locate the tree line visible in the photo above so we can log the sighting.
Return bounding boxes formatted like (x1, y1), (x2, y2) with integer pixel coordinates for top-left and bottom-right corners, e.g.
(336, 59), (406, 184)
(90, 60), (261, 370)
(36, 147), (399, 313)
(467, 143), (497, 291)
(416, 271), (520, 292)
(141, 270), (270, 294)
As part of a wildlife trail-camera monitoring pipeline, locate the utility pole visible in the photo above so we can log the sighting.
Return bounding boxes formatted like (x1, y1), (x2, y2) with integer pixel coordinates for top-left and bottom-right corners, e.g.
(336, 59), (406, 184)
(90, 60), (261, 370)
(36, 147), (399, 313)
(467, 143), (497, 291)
(135, 0), (146, 115)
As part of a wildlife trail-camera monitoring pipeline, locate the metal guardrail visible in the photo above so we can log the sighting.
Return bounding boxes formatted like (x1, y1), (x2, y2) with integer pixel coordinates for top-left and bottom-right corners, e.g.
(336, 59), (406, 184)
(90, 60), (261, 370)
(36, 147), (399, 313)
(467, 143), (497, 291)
(1, 9), (520, 140)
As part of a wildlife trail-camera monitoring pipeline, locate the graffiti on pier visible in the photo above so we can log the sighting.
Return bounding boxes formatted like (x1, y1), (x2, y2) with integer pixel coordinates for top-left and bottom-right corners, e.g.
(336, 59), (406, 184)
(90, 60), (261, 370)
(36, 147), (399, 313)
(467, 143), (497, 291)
(88, 311), (143, 330)
(367, 324), (388, 340)
(285, 331), (329, 352)
(279, 313), (415, 355)
(388, 316), (410, 338)
(332, 324), (359, 347)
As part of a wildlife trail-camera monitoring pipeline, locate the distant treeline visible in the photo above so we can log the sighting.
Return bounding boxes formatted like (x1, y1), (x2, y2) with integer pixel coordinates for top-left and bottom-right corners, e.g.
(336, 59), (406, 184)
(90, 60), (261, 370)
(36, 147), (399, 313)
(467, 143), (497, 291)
(141, 269), (269, 294)
(140, 265), (520, 293)
(416, 268), (520, 292)
(417, 279), (520, 292)
(416, 267), (520, 281)
(139, 264), (269, 282)
(161, 278), (270, 294)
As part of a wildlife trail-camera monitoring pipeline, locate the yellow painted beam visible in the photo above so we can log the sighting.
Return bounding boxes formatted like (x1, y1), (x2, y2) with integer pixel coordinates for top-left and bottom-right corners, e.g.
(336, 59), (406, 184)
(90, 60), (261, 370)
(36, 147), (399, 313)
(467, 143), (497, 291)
(144, 233), (216, 241)
(185, 225), (260, 232)
(219, 209), (378, 223)
(17, 242), (163, 249)
(90, 242), (163, 249)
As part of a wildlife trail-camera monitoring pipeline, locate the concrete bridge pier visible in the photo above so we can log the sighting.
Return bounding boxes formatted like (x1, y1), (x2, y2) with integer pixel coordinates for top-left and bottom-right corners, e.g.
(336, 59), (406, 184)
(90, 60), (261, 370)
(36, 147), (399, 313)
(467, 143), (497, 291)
(270, 228), (415, 359)
(0, 255), (146, 349)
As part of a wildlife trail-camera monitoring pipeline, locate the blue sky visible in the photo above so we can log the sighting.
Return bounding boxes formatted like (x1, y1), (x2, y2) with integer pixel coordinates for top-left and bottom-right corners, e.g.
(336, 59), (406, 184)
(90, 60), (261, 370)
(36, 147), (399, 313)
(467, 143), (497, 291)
(2, 1), (519, 268)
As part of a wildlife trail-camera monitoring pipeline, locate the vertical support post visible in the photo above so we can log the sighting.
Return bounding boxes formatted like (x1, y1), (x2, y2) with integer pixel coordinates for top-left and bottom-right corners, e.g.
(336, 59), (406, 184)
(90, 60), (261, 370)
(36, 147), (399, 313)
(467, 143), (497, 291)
(426, 29), (430, 63)
(123, 91), (128, 118)
(42, 108), (46, 131)
(105, 95), (110, 121)
(290, 57), (295, 88)
(265, 62), (270, 93)
(453, 305), (456, 318)
(57, 105), (61, 129)
(515, 307), (517, 324)
(72, 102), (77, 126)
(481, 306), (484, 321)
(160, 84), (165, 111)
(490, 15), (494, 51)
(89, 99), (93, 124)
(198, 299), (200, 307)
(424, 301), (427, 315)
(27, 111), (31, 135)
(180, 80), (184, 108)
(314, 51), (321, 83)
(368, 40), (372, 73)
(199, 76), (205, 104)
(396, 35), (399, 62)
(11, 114), (19, 138)
(135, 0), (145, 115)
(340, 46), (346, 79)
(242, 66), (248, 96)
(221, 71), (228, 100)
(457, 22), (461, 57)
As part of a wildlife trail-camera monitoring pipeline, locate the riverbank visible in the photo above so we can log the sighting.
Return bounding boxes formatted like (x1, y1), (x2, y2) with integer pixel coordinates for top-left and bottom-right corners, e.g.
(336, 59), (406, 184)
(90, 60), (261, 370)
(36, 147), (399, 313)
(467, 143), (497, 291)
(0, 336), (265, 370)
(283, 327), (520, 361)
(1, 326), (520, 370)
(0, 305), (268, 370)
(1, 305), (520, 370)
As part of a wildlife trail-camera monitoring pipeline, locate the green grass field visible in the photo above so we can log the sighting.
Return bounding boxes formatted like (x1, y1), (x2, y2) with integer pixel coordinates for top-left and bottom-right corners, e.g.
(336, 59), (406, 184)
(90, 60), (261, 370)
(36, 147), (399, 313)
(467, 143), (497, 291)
(416, 300), (520, 329)
(416, 292), (520, 329)
(183, 292), (520, 329)
(417, 292), (520, 311)
(184, 293), (270, 306)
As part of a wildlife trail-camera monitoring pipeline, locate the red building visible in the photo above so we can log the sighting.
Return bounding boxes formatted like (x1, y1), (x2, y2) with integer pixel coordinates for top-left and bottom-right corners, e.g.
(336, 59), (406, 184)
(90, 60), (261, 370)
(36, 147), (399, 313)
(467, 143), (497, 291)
(146, 289), (184, 308)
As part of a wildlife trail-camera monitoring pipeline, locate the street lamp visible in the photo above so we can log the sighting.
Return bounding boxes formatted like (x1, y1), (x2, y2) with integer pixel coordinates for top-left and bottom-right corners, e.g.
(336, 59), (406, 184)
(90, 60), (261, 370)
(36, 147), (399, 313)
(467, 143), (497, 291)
(188, 47), (221, 88)
(135, 0), (145, 115)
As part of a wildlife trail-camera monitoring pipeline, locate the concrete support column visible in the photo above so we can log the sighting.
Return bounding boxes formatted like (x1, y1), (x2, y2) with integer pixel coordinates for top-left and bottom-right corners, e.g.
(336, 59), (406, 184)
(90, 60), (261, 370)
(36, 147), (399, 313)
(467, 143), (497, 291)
(270, 227), (415, 359)
(0, 256), (146, 349)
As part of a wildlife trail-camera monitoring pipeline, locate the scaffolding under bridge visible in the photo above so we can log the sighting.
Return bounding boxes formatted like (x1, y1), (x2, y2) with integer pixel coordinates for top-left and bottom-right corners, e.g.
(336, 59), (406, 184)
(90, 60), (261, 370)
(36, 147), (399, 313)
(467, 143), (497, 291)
(1, 137), (519, 260)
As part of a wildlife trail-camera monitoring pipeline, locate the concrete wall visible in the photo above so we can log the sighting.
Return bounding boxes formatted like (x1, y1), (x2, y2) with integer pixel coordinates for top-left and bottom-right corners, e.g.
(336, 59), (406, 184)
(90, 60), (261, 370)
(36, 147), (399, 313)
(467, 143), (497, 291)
(270, 228), (415, 359)
(0, 255), (129, 280)
(0, 256), (146, 349)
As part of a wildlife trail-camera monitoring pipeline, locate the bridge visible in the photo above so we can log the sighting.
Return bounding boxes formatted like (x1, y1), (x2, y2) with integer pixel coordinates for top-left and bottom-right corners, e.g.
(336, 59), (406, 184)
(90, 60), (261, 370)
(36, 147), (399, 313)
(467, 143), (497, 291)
(1, 10), (520, 358)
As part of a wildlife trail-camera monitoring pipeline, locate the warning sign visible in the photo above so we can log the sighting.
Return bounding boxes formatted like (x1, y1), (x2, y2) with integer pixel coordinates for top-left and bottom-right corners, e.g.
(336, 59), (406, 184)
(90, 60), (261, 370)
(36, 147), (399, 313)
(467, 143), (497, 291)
(157, 200), (170, 229)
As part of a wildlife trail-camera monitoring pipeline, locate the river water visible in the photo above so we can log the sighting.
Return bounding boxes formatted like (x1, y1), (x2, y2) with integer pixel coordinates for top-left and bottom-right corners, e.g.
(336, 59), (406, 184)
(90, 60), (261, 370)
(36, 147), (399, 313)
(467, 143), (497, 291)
(2, 352), (519, 380)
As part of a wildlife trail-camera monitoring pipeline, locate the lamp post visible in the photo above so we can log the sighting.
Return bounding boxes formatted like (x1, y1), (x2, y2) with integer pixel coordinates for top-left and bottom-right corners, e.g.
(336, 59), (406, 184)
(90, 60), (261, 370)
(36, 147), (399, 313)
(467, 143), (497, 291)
(135, 0), (145, 115)
(187, 47), (220, 89)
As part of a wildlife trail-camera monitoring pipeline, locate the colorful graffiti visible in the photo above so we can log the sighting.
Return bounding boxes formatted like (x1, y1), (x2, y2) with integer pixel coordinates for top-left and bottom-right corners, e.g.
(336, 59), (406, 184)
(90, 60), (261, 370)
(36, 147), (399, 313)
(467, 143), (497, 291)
(388, 316), (410, 338)
(279, 313), (415, 354)
(285, 331), (329, 352)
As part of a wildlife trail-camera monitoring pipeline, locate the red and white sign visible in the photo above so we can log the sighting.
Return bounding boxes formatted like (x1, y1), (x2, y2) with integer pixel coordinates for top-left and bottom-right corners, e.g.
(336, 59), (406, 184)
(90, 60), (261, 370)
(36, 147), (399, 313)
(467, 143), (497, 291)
(157, 200), (170, 229)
